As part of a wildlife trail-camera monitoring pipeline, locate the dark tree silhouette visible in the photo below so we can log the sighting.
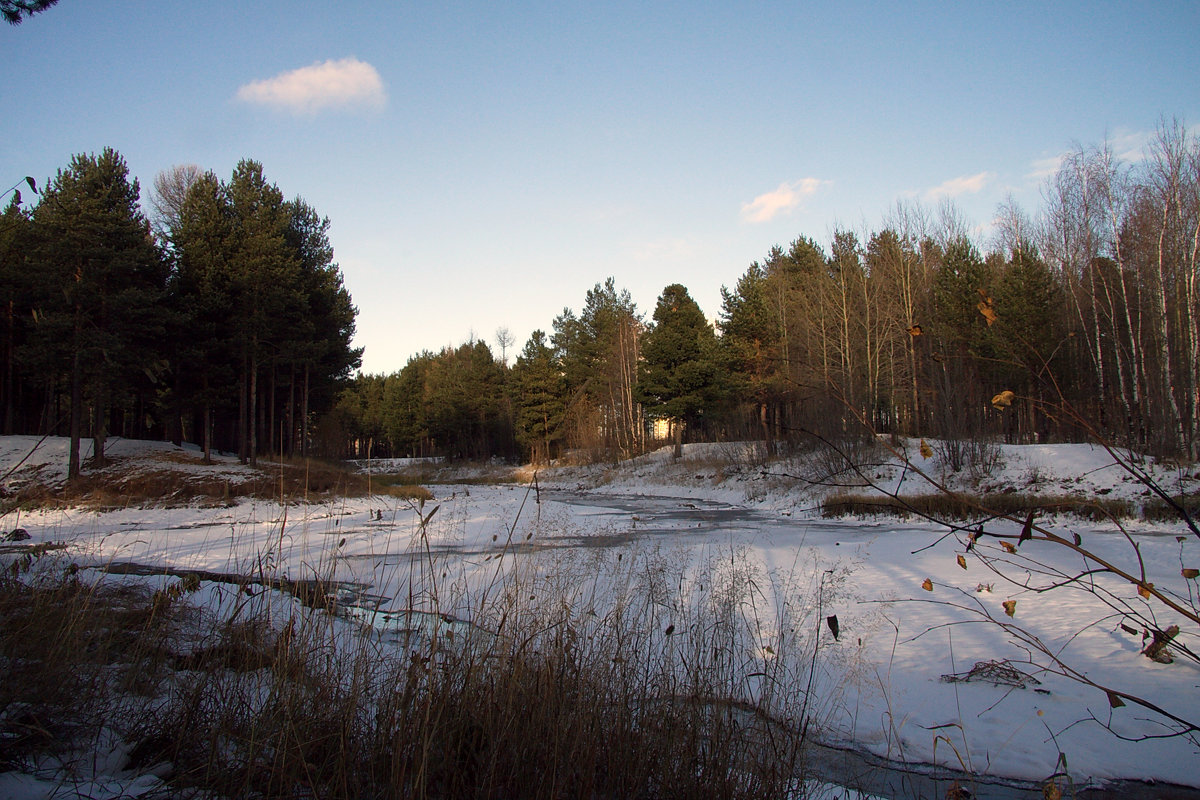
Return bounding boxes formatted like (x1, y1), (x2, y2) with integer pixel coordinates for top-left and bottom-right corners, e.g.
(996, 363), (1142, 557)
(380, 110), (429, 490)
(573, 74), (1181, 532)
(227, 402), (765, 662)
(2, 0), (58, 25)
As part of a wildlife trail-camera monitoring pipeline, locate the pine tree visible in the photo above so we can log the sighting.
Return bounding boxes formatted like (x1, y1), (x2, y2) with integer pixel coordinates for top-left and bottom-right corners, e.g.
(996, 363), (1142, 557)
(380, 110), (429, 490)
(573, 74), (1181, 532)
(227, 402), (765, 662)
(932, 237), (993, 353)
(719, 263), (777, 444)
(227, 160), (302, 464)
(171, 170), (237, 462)
(929, 236), (995, 449)
(553, 279), (643, 458)
(385, 354), (434, 457)
(422, 340), (507, 460)
(29, 148), (166, 477)
(638, 284), (725, 458)
(1, 0), (58, 25)
(992, 247), (1068, 442)
(510, 330), (566, 465)
(285, 198), (361, 456)
(0, 194), (32, 434)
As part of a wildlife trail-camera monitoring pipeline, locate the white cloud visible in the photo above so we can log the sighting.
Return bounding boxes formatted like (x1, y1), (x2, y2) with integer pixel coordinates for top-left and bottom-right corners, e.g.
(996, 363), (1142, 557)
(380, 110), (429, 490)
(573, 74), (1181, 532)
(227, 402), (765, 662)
(1027, 154), (1066, 181)
(1109, 129), (1154, 163)
(924, 171), (994, 200)
(236, 57), (386, 114)
(740, 178), (826, 223)
(1024, 124), (1200, 182)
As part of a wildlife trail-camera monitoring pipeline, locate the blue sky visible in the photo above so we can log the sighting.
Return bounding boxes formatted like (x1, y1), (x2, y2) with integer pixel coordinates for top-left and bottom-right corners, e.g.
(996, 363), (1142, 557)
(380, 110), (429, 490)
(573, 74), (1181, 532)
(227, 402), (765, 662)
(3, 2), (1197, 373)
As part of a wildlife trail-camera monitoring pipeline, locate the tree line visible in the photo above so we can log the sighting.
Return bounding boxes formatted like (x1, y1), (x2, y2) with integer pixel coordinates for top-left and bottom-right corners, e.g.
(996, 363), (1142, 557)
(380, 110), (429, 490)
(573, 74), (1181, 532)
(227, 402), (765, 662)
(0, 149), (360, 476)
(334, 120), (1200, 465)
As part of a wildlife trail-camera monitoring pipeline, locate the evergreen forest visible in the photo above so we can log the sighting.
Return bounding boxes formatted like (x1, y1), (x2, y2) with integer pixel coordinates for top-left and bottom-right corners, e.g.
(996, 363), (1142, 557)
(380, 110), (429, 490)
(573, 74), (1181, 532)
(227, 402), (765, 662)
(333, 122), (1200, 466)
(4, 121), (1199, 471)
(0, 149), (360, 475)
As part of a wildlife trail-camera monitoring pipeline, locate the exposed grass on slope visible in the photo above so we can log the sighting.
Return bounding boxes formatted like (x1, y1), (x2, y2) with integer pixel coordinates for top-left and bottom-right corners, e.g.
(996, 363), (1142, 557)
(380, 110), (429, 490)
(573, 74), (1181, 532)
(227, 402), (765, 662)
(0, 453), (418, 511)
(370, 465), (527, 488)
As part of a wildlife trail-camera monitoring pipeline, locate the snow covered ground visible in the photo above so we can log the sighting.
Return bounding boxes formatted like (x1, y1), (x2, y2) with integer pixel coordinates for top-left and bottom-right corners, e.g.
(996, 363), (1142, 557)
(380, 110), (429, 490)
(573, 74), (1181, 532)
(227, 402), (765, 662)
(1, 435), (1198, 796)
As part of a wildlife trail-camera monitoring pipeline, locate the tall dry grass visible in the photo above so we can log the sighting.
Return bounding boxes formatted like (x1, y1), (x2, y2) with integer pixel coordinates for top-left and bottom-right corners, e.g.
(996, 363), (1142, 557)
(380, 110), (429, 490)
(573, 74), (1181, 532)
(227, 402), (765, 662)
(820, 491), (1137, 522)
(0, 523), (825, 798)
(1, 454), (377, 513)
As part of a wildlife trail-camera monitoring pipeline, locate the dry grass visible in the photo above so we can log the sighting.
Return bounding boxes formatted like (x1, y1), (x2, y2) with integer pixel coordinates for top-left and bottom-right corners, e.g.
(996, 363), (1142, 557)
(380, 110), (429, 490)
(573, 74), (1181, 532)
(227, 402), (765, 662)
(370, 463), (526, 488)
(821, 491), (1135, 522)
(0, 541), (818, 799)
(0, 560), (179, 770)
(0, 454), (403, 512)
(1142, 493), (1200, 523)
(376, 483), (435, 502)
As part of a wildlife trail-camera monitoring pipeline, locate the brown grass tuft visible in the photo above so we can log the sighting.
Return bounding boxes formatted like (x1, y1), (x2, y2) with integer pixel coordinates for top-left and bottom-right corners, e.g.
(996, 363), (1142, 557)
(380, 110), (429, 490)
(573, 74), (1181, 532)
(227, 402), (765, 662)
(0, 546), (817, 798)
(821, 491), (1135, 522)
(378, 484), (434, 501)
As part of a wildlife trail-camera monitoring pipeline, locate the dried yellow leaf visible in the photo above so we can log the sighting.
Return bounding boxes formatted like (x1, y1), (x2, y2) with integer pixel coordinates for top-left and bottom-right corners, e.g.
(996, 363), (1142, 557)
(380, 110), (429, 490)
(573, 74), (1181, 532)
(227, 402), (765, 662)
(1002, 600), (1017, 617)
(919, 439), (933, 459)
(1138, 582), (1154, 599)
(1183, 568), (1199, 579)
(977, 292), (998, 326)
(991, 390), (1015, 409)
(956, 553), (967, 570)
(921, 578), (933, 592)
(1001, 541), (1017, 554)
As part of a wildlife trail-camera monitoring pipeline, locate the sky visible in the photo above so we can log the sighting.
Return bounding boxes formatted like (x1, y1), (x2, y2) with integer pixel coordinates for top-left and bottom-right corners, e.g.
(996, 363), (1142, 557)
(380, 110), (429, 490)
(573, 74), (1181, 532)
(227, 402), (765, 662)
(3, 2), (1197, 374)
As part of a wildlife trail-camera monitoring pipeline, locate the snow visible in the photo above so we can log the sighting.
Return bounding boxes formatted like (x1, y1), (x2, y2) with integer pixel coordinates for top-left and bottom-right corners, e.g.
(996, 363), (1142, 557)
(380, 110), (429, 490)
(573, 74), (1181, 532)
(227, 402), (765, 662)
(0, 726), (175, 800)
(1, 436), (1198, 797)
(0, 434), (258, 494)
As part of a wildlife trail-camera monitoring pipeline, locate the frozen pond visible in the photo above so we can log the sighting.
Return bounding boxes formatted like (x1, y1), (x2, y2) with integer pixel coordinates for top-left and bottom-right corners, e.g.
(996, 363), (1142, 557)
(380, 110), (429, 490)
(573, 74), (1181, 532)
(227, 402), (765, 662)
(8, 482), (1200, 794)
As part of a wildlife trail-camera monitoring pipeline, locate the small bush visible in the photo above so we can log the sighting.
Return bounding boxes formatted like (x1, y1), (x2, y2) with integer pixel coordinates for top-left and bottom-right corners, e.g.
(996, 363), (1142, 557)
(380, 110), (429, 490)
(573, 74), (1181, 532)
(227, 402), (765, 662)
(935, 437), (1004, 482)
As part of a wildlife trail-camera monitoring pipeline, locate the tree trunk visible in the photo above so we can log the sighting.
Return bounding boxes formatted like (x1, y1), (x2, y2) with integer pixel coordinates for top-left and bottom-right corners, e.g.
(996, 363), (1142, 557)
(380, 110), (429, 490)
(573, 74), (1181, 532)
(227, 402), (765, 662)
(91, 386), (107, 467)
(1154, 201), (1185, 455)
(301, 364), (310, 458)
(1187, 204), (1200, 458)
(268, 361), (276, 457)
(249, 350), (258, 467)
(68, 345), (82, 481)
(287, 363), (296, 457)
(201, 374), (212, 464)
(168, 369), (183, 447)
(3, 299), (12, 435)
(238, 356), (248, 464)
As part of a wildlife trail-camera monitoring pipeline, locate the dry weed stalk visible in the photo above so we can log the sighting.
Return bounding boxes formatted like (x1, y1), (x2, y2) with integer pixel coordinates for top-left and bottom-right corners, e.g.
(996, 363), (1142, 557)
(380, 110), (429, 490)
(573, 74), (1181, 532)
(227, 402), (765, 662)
(0, 495), (829, 799)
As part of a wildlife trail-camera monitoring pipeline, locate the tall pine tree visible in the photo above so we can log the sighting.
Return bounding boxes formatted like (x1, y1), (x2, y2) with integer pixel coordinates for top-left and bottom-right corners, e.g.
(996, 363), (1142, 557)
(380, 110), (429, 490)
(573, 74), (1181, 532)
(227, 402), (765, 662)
(639, 284), (725, 458)
(510, 330), (566, 465)
(29, 148), (166, 477)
